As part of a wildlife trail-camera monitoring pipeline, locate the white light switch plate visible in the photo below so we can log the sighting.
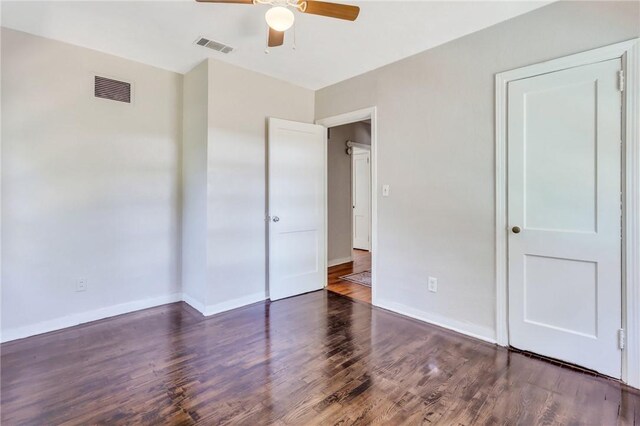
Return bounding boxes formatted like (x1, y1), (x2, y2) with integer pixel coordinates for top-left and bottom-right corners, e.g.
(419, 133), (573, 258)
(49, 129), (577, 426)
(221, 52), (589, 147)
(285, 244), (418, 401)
(382, 185), (390, 197)
(428, 277), (438, 293)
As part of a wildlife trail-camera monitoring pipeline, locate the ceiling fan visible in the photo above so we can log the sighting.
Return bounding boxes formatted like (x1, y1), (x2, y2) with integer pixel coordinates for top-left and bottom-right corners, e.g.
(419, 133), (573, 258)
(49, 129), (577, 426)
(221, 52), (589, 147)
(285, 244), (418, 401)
(195, 0), (360, 48)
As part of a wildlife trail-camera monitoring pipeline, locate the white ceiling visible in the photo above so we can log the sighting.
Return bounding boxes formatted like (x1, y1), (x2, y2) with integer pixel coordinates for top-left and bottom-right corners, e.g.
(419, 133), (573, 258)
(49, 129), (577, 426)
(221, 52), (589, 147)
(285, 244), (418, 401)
(1, 0), (549, 90)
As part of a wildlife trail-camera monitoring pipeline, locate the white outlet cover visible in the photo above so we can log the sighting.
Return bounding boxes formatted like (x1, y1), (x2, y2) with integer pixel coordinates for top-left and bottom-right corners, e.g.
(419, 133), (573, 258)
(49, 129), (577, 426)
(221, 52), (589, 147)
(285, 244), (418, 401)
(76, 278), (87, 292)
(382, 185), (390, 197)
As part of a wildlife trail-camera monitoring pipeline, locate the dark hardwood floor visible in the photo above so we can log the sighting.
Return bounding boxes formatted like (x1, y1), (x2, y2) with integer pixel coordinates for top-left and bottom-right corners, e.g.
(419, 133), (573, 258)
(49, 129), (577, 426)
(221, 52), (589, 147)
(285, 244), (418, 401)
(327, 249), (372, 303)
(2, 290), (639, 425)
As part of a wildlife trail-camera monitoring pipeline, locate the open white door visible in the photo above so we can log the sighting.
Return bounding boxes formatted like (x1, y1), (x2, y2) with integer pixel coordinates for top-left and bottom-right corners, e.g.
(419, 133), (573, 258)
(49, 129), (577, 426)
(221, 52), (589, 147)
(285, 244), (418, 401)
(268, 118), (326, 301)
(352, 149), (371, 250)
(507, 59), (622, 377)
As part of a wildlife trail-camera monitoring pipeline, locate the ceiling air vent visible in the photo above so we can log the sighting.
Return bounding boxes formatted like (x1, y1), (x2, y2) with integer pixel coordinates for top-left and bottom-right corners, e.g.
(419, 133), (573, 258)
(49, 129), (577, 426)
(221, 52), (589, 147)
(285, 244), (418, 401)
(195, 37), (234, 54)
(94, 76), (131, 103)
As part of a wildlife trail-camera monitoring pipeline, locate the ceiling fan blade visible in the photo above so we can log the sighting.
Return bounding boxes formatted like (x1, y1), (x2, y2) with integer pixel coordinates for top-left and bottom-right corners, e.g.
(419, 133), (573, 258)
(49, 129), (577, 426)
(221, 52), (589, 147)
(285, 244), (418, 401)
(268, 27), (284, 47)
(301, 1), (360, 21)
(195, 0), (253, 3)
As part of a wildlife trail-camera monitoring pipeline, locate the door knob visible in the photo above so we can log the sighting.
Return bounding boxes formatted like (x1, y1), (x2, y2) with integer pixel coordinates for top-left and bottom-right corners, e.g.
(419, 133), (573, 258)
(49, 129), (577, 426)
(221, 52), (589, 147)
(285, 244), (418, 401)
(272, 216), (280, 222)
(512, 226), (521, 234)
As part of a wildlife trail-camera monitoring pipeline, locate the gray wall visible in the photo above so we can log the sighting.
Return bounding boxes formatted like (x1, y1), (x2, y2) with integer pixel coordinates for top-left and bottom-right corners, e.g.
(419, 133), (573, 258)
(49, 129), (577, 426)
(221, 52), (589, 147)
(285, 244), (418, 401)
(180, 58), (315, 313)
(1, 28), (183, 338)
(328, 121), (371, 263)
(315, 0), (640, 340)
(206, 59), (315, 307)
(3, 0), (638, 342)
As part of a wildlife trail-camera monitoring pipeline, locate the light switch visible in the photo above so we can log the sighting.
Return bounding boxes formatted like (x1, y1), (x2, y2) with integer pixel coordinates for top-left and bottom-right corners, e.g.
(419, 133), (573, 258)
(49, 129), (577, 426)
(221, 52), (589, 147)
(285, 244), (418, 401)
(382, 185), (390, 197)
(428, 277), (438, 293)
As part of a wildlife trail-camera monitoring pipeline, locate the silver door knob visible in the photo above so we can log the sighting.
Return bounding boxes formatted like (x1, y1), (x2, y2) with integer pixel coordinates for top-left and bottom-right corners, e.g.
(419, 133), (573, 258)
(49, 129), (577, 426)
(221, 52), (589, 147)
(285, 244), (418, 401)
(512, 226), (521, 234)
(272, 216), (280, 222)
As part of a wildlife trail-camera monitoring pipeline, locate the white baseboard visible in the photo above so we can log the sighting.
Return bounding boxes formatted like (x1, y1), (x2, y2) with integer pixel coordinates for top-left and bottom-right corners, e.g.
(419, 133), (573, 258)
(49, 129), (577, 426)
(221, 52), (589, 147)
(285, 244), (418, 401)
(1, 292), (183, 343)
(181, 292), (207, 314)
(182, 291), (266, 316)
(202, 292), (266, 316)
(2, 292), (494, 346)
(375, 298), (496, 345)
(328, 256), (353, 267)
(2, 290), (269, 343)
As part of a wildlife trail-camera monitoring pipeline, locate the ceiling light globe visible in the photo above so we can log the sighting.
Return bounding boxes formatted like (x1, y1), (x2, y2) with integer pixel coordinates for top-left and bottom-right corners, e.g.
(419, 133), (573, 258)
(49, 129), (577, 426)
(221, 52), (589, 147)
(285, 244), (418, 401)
(265, 6), (294, 32)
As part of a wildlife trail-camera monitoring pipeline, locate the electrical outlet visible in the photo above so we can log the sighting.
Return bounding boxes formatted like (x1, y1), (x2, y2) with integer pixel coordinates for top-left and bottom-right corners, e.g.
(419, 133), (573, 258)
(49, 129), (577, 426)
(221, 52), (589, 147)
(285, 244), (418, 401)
(76, 278), (87, 292)
(382, 185), (390, 197)
(428, 276), (438, 293)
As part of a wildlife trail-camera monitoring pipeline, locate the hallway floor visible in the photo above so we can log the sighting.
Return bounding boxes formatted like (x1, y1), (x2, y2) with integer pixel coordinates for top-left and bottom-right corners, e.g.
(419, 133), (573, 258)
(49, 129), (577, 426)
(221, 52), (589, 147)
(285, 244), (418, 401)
(327, 249), (371, 303)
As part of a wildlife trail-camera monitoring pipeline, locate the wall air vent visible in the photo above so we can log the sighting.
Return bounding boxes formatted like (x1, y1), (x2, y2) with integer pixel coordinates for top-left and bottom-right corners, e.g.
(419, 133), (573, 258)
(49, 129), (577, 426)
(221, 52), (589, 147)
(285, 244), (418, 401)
(195, 37), (234, 54)
(94, 76), (131, 103)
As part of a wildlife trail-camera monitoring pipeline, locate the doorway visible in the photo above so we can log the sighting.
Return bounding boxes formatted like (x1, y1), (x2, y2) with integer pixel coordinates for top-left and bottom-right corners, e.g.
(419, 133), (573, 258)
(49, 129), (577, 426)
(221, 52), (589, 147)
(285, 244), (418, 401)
(317, 108), (377, 305)
(495, 39), (639, 386)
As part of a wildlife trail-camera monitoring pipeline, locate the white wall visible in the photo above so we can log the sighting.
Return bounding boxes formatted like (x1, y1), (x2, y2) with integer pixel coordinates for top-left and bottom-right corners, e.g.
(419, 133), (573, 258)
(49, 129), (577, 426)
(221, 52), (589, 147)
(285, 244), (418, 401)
(206, 58), (315, 309)
(327, 121), (371, 263)
(1, 31), (314, 338)
(1, 28), (183, 340)
(181, 61), (209, 309)
(315, 0), (640, 341)
(3, 1), (637, 344)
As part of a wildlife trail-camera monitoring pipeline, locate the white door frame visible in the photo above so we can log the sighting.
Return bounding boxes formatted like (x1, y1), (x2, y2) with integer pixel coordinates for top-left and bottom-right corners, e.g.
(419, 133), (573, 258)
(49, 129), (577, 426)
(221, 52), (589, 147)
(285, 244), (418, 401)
(316, 107), (378, 305)
(495, 38), (640, 388)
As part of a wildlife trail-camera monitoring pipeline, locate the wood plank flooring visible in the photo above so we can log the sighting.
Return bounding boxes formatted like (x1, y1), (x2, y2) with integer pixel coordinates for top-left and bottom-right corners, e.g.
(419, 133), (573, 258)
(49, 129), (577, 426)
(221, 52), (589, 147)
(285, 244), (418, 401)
(2, 291), (639, 425)
(327, 249), (372, 303)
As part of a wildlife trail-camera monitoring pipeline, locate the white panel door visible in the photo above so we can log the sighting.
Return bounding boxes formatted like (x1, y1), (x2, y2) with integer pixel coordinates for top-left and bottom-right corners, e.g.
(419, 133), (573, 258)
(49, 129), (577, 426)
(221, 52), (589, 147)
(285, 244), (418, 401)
(507, 59), (622, 377)
(352, 150), (371, 250)
(268, 118), (326, 301)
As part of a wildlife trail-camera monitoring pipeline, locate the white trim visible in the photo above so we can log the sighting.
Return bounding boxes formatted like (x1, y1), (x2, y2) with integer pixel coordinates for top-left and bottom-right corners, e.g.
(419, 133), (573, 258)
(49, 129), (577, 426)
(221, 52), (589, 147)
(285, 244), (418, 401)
(201, 292), (266, 317)
(347, 141), (371, 151)
(317, 107), (378, 305)
(351, 146), (368, 155)
(377, 298), (496, 345)
(2, 291), (269, 343)
(181, 292), (207, 314)
(622, 40), (640, 389)
(495, 67), (509, 348)
(317, 107), (374, 128)
(1, 292), (183, 343)
(495, 38), (640, 388)
(324, 122), (329, 287)
(328, 256), (353, 267)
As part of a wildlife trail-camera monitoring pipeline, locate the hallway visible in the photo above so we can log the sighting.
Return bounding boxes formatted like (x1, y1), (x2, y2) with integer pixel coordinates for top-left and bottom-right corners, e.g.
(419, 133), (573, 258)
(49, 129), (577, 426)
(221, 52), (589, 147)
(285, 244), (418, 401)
(327, 249), (371, 303)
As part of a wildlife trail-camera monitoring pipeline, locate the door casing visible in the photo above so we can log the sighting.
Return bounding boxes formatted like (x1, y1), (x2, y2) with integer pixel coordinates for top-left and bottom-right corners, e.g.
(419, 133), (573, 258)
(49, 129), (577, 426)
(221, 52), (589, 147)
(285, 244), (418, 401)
(495, 38), (640, 388)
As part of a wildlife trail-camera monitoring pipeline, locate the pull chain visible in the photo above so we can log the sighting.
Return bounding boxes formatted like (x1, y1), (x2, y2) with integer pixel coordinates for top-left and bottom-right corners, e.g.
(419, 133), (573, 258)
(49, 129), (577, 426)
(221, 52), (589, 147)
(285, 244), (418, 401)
(265, 30), (270, 54)
(292, 21), (296, 50)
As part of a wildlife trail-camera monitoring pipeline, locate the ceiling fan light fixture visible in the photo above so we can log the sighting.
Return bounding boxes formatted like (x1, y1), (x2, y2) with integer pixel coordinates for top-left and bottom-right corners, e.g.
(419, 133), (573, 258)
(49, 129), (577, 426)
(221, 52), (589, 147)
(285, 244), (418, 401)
(265, 6), (294, 32)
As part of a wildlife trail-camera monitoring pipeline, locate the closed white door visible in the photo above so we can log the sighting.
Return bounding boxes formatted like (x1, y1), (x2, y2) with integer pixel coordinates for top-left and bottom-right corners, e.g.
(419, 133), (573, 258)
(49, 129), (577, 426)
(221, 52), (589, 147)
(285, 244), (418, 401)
(507, 59), (622, 377)
(352, 150), (371, 250)
(268, 118), (326, 301)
